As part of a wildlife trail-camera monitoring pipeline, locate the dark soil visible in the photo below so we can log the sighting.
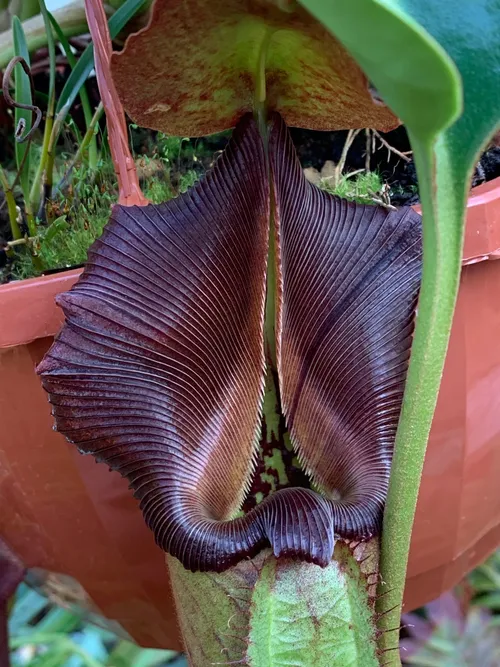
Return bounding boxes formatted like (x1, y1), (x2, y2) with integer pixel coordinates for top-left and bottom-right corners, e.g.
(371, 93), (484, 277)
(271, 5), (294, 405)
(130, 123), (500, 208)
(289, 125), (500, 207)
(129, 123), (500, 209)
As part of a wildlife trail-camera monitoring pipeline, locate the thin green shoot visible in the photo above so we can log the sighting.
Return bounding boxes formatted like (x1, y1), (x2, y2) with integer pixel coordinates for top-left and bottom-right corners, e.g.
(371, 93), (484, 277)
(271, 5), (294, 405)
(0, 164), (21, 240)
(48, 11), (98, 170)
(29, 0), (57, 215)
(11, 17), (33, 225)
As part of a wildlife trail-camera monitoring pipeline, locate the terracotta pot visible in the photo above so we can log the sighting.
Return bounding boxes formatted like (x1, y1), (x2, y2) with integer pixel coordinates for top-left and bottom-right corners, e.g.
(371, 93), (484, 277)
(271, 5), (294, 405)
(405, 176), (500, 610)
(1, 178), (500, 647)
(0, 270), (180, 649)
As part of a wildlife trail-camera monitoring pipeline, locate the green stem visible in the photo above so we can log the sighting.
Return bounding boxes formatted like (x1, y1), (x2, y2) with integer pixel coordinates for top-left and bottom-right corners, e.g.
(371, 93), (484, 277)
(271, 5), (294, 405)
(377, 135), (465, 661)
(44, 114), (63, 223)
(57, 102), (104, 191)
(48, 11), (98, 169)
(24, 209), (36, 234)
(254, 29), (273, 140)
(0, 165), (43, 273)
(29, 111), (52, 215)
(35, 0), (57, 217)
(6, 236), (36, 248)
(0, 164), (21, 240)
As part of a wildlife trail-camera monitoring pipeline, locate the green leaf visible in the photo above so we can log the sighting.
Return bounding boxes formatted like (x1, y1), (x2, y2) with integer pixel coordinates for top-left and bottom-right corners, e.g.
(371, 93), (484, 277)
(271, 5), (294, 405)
(246, 543), (378, 667)
(12, 15), (32, 201)
(169, 543), (379, 667)
(299, 1), (500, 660)
(56, 0), (148, 119)
(37, 0), (56, 115)
(299, 0), (461, 140)
(48, 11), (95, 159)
(399, 0), (500, 182)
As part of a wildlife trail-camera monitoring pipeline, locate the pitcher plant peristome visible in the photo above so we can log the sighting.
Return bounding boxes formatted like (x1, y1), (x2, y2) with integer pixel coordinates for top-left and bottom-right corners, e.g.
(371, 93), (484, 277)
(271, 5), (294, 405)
(38, 110), (421, 574)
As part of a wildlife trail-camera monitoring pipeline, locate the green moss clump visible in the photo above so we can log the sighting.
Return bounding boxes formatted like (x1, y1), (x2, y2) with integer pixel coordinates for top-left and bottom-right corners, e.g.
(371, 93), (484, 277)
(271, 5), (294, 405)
(318, 170), (384, 204)
(3, 140), (385, 283)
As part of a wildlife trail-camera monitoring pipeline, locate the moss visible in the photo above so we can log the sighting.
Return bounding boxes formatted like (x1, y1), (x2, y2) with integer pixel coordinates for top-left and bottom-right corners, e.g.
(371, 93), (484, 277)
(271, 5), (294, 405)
(3, 158), (202, 282)
(318, 170), (384, 204)
(3, 146), (384, 283)
(8, 161), (117, 281)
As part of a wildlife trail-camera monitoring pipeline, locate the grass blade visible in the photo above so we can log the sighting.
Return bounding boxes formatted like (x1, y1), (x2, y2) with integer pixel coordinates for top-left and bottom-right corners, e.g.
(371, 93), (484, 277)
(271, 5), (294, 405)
(12, 16), (32, 205)
(29, 0), (57, 216)
(48, 10), (98, 169)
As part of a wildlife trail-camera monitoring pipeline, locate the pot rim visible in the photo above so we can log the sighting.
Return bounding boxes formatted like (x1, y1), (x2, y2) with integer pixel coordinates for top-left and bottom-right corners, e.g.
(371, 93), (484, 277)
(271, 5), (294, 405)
(2, 176), (500, 349)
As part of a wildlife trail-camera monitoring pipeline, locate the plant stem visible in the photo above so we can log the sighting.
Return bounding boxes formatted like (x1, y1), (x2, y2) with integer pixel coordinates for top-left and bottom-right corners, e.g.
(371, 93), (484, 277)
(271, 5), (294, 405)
(44, 113), (64, 223)
(334, 128), (361, 185)
(29, 108), (52, 219)
(33, 0), (57, 218)
(254, 28), (273, 140)
(24, 0), (57, 224)
(1, 164), (43, 273)
(6, 236), (37, 248)
(56, 102), (104, 191)
(48, 11), (98, 169)
(84, 0), (148, 206)
(377, 135), (465, 662)
(0, 164), (21, 240)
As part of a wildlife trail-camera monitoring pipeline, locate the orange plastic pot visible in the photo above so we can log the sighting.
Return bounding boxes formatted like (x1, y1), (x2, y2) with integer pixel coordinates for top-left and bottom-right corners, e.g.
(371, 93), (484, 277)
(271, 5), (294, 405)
(1, 178), (500, 647)
(0, 270), (181, 649)
(405, 177), (500, 610)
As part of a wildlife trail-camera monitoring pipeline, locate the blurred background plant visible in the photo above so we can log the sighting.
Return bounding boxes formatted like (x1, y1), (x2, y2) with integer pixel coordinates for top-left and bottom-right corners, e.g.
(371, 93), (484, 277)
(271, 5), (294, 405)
(9, 582), (187, 666)
(400, 551), (500, 666)
(8, 549), (500, 665)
